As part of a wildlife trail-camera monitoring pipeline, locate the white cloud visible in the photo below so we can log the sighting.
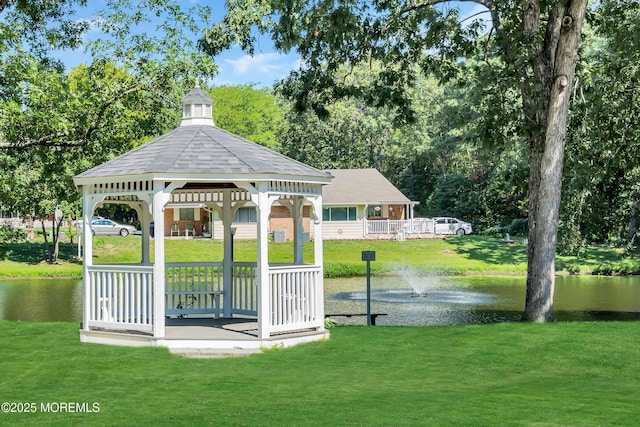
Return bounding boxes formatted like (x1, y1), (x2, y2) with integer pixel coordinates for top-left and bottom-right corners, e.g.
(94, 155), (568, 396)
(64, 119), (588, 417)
(213, 52), (300, 88)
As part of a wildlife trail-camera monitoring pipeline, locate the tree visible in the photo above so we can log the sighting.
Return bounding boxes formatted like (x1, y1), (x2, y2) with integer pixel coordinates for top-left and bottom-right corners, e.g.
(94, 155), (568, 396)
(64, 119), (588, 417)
(0, 0), (218, 261)
(201, 0), (589, 322)
(0, 0), (89, 56)
(562, 0), (640, 250)
(208, 85), (284, 149)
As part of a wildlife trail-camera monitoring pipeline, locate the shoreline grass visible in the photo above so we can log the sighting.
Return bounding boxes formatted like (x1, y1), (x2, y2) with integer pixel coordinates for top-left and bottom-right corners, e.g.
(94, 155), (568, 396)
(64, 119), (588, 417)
(1, 235), (638, 279)
(1, 320), (638, 426)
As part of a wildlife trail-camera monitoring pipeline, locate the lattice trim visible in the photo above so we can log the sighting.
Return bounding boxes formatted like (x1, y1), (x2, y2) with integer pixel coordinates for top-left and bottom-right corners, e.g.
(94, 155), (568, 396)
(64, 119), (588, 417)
(170, 189), (251, 204)
(268, 181), (322, 196)
(88, 180), (153, 195)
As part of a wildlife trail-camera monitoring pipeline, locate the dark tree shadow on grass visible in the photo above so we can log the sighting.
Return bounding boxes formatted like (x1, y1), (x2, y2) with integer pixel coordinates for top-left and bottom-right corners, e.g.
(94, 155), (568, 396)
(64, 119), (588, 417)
(445, 235), (632, 274)
(0, 242), (81, 264)
(444, 235), (528, 268)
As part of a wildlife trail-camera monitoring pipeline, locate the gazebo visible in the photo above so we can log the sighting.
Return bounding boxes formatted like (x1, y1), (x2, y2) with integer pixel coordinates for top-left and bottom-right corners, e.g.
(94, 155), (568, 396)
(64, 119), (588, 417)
(73, 84), (332, 355)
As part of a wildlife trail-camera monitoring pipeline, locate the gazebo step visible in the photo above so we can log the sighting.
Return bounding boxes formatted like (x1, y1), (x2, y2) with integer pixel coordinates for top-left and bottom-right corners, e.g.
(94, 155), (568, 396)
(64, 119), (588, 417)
(169, 347), (262, 358)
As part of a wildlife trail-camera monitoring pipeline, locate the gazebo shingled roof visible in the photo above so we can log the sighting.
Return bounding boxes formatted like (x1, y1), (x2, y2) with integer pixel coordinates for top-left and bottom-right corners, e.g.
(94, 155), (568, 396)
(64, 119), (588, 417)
(76, 125), (327, 179)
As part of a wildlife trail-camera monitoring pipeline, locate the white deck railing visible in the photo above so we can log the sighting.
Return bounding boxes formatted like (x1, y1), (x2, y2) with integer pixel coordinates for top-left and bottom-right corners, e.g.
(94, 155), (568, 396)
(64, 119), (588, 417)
(165, 262), (224, 317)
(86, 265), (154, 333)
(269, 264), (323, 333)
(86, 262), (321, 335)
(232, 262), (258, 316)
(365, 218), (435, 238)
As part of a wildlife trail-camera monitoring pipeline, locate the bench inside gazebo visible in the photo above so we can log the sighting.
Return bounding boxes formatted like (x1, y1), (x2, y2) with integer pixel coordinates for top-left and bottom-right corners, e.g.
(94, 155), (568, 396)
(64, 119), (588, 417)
(73, 83), (332, 356)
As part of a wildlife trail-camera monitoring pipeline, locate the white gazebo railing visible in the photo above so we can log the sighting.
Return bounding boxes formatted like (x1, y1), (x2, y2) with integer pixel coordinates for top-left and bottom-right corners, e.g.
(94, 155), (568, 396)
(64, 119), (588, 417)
(232, 262), (258, 316)
(165, 262), (224, 317)
(85, 261), (322, 335)
(268, 264), (323, 333)
(85, 265), (154, 333)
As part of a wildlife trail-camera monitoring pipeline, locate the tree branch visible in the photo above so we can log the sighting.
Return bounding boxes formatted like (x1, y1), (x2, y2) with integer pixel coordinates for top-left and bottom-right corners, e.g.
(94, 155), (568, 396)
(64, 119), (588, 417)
(0, 86), (142, 150)
(84, 86), (141, 140)
(400, 0), (502, 31)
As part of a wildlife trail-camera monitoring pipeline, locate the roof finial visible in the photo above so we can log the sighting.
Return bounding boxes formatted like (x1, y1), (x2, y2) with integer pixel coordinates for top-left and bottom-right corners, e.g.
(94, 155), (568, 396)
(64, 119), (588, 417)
(194, 78), (200, 89)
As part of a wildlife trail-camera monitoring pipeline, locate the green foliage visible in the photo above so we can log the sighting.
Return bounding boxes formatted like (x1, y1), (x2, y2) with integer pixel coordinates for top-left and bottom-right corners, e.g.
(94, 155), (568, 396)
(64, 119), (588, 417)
(323, 317), (338, 329)
(0, 0), (89, 57)
(0, 0), (221, 262)
(0, 224), (25, 245)
(208, 85), (284, 149)
(0, 224), (26, 260)
(279, 98), (392, 170)
(562, 0), (640, 247)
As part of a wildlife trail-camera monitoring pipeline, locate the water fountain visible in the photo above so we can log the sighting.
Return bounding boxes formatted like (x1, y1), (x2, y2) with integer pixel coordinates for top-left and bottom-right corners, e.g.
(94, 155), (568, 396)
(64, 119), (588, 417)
(397, 267), (429, 297)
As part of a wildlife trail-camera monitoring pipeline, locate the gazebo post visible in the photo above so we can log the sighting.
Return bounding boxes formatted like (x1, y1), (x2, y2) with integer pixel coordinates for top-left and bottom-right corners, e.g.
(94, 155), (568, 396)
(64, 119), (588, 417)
(81, 188), (100, 332)
(255, 184), (276, 339)
(140, 204), (152, 265)
(152, 181), (166, 338)
(127, 200), (152, 265)
(222, 190), (233, 318)
(292, 196), (304, 265)
(310, 195), (325, 325)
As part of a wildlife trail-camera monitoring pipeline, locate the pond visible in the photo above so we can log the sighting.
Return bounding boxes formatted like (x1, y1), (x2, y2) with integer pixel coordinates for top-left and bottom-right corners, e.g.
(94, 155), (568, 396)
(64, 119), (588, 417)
(326, 275), (640, 325)
(1, 275), (639, 325)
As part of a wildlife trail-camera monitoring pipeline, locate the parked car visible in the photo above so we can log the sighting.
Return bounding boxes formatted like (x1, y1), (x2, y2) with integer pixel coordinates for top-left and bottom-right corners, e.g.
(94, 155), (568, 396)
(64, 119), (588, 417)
(433, 217), (472, 235)
(85, 218), (138, 236)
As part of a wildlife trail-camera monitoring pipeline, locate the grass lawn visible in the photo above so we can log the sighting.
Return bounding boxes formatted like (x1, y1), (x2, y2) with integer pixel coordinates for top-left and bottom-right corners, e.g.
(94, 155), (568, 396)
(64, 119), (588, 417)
(1, 235), (638, 279)
(1, 320), (638, 426)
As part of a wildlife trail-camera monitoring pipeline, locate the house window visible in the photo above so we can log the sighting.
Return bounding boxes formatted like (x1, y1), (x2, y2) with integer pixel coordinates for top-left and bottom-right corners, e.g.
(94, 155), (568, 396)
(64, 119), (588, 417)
(179, 208), (194, 221)
(234, 207), (256, 223)
(323, 206), (357, 221)
(194, 103), (203, 117)
(183, 105), (191, 117)
(367, 205), (383, 218)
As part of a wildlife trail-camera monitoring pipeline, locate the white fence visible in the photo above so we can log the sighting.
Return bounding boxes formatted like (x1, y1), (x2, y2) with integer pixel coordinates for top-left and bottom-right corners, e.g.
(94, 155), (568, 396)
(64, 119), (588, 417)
(86, 265), (154, 333)
(85, 262), (322, 335)
(365, 218), (435, 238)
(268, 264), (323, 333)
(165, 262), (224, 317)
(232, 262), (258, 316)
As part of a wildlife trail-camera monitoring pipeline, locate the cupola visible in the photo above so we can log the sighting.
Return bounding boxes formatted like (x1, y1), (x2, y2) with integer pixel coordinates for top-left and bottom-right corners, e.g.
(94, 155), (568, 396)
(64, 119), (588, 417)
(181, 81), (214, 126)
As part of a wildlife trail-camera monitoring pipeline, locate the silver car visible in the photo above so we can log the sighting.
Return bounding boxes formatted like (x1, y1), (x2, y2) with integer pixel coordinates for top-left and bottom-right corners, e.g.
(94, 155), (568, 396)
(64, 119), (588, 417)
(89, 219), (138, 236)
(434, 217), (472, 235)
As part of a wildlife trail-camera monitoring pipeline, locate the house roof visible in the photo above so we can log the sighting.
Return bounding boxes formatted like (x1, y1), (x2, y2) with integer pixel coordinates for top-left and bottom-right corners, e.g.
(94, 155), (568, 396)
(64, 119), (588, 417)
(322, 169), (417, 205)
(74, 125), (329, 181)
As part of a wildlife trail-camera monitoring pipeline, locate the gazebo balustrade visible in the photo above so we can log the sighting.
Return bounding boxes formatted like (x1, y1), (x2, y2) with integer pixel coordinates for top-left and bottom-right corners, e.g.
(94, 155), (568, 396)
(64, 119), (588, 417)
(84, 260), (323, 335)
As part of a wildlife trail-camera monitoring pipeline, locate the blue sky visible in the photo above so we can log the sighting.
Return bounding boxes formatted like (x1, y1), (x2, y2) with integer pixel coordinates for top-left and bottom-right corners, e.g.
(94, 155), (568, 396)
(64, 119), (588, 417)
(54, 1), (297, 88)
(56, 1), (488, 89)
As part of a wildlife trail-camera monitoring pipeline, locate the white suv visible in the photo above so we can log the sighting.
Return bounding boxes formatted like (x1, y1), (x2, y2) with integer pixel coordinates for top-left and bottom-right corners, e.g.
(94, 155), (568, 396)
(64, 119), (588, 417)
(433, 217), (472, 235)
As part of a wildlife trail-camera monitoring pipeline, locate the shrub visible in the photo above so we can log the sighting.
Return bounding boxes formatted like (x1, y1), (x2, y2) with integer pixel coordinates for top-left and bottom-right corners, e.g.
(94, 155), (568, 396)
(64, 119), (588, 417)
(0, 223), (25, 244)
(509, 218), (528, 235)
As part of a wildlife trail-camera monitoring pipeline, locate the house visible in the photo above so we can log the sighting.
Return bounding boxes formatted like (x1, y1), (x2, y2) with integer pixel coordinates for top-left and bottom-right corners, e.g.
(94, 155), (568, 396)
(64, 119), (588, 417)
(165, 168), (422, 241)
(321, 169), (422, 240)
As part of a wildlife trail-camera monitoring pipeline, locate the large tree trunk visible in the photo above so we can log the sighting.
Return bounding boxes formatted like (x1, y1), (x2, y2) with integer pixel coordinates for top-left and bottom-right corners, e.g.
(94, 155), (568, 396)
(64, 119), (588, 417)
(522, 0), (588, 321)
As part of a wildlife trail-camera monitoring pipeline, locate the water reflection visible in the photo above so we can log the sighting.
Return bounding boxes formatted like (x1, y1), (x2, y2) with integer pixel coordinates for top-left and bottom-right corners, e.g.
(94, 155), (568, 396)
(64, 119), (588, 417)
(1, 275), (639, 325)
(325, 275), (640, 326)
(0, 279), (83, 322)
